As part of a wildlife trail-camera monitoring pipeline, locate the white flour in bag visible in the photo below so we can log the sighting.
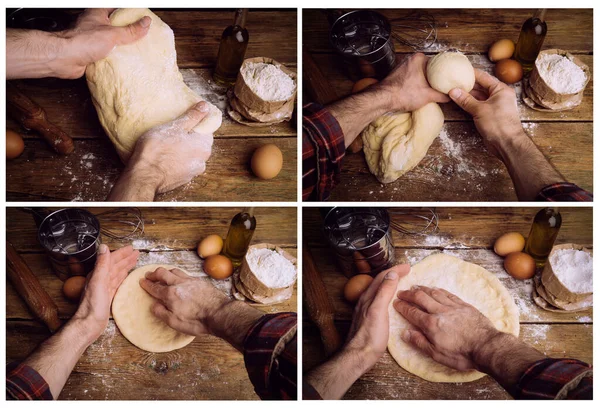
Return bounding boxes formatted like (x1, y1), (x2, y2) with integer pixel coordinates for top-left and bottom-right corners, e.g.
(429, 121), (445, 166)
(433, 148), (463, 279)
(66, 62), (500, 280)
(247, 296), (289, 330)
(246, 247), (297, 288)
(549, 249), (593, 294)
(241, 63), (296, 101)
(536, 54), (587, 94)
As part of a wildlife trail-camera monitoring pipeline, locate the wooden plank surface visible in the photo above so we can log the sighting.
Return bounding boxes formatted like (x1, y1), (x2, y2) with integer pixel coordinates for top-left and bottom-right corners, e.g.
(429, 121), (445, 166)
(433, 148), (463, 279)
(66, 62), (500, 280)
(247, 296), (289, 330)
(6, 9), (297, 202)
(303, 9), (593, 54)
(302, 9), (593, 201)
(302, 207), (593, 399)
(6, 207), (297, 400)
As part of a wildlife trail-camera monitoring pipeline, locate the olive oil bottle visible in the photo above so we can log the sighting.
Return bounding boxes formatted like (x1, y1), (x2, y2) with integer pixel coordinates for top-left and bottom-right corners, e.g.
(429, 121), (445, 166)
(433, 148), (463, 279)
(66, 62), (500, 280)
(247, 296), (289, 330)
(213, 9), (249, 86)
(525, 207), (562, 267)
(514, 9), (548, 72)
(222, 207), (256, 266)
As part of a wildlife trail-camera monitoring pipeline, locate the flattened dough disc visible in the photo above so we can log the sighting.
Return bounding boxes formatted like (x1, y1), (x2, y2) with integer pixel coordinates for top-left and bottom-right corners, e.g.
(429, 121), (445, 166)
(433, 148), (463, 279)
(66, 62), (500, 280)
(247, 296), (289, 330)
(86, 8), (222, 163)
(388, 253), (520, 382)
(112, 264), (195, 352)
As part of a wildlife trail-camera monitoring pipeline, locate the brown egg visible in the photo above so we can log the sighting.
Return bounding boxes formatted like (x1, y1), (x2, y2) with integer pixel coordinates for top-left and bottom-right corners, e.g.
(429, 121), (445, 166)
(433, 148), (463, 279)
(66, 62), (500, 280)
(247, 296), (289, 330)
(68, 257), (86, 276)
(352, 78), (379, 94)
(494, 232), (526, 257)
(504, 252), (536, 280)
(6, 129), (25, 159)
(63, 276), (87, 301)
(344, 274), (374, 303)
(251, 144), (283, 180)
(197, 234), (223, 258)
(353, 251), (371, 274)
(494, 59), (523, 84)
(488, 39), (515, 62)
(203, 254), (234, 280)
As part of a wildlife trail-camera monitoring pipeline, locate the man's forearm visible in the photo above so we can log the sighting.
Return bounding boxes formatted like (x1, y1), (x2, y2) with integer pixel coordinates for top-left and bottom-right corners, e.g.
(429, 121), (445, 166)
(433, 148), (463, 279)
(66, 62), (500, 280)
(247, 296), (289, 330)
(306, 347), (372, 399)
(327, 87), (394, 148)
(21, 317), (98, 399)
(498, 132), (565, 200)
(7, 29), (65, 79)
(107, 166), (159, 201)
(473, 332), (545, 397)
(209, 301), (264, 352)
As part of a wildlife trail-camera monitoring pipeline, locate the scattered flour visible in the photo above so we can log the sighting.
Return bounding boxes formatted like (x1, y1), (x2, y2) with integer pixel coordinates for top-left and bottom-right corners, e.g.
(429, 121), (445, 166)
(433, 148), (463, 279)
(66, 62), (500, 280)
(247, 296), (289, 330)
(245, 247), (297, 288)
(549, 249), (593, 293)
(536, 54), (587, 94)
(241, 62), (296, 101)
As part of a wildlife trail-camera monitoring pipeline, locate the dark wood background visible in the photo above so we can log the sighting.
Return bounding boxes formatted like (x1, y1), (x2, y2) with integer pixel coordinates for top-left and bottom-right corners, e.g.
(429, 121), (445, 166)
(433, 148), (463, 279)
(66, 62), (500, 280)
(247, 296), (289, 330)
(303, 207), (592, 399)
(6, 9), (297, 202)
(303, 9), (593, 201)
(6, 207), (297, 400)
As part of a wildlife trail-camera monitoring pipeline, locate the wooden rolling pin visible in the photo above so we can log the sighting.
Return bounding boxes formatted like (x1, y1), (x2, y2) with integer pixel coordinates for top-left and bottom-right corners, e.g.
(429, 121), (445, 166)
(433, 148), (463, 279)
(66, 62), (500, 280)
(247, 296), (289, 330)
(302, 46), (363, 153)
(6, 241), (62, 333)
(303, 245), (341, 356)
(7, 83), (74, 155)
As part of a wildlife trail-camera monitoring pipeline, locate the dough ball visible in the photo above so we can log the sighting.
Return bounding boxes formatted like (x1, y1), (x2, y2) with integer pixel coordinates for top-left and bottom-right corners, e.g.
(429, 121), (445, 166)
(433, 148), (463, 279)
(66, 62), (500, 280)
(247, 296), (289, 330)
(494, 232), (525, 256)
(427, 52), (475, 94)
(197, 234), (223, 258)
(251, 144), (283, 180)
(63, 276), (87, 301)
(504, 252), (536, 280)
(203, 254), (234, 280)
(6, 129), (25, 159)
(344, 274), (374, 303)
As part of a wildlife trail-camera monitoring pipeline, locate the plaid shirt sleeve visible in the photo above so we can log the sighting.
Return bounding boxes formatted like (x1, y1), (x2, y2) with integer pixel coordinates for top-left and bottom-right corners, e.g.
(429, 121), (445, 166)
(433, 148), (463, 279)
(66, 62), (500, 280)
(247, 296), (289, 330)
(516, 358), (593, 399)
(6, 361), (53, 400)
(536, 182), (593, 201)
(302, 103), (346, 201)
(243, 312), (297, 400)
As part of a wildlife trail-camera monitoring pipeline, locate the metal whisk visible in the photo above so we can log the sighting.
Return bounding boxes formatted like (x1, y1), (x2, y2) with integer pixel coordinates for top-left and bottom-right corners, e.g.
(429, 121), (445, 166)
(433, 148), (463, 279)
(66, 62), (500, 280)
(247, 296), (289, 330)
(390, 10), (438, 50)
(388, 208), (439, 235)
(95, 208), (145, 240)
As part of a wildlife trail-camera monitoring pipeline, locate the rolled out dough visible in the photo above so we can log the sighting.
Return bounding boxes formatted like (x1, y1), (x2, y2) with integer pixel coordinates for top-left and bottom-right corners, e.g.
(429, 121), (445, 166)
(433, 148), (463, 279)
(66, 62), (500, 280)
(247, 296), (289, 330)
(362, 102), (444, 184)
(86, 8), (222, 163)
(112, 264), (195, 352)
(388, 253), (520, 382)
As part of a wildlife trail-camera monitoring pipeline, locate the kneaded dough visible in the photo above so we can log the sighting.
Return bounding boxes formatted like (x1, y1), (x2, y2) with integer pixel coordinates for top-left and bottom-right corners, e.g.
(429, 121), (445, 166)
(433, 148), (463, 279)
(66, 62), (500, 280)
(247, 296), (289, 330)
(427, 51), (475, 94)
(388, 253), (520, 382)
(112, 264), (195, 352)
(362, 102), (444, 184)
(86, 8), (222, 163)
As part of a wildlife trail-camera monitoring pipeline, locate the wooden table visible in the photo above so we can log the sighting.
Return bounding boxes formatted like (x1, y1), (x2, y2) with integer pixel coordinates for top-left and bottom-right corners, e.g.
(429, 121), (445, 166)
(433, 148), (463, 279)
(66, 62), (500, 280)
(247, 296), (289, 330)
(303, 207), (592, 399)
(6, 9), (297, 202)
(303, 9), (593, 201)
(6, 207), (297, 400)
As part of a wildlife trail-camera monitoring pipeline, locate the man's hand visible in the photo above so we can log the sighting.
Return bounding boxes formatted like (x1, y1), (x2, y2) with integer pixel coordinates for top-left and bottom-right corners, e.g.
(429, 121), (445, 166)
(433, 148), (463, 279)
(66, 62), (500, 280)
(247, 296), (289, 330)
(448, 69), (565, 200)
(448, 69), (525, 159)
(375, 53), (450, 113)
(139, 267), (263, 351)
(393, 285), (544, 395)
(345, 264), (410, 369)
(393, 285), (500, 371)
(7, 9), (150, 80)
(306, 265), (410, 399)
(72, 244), (140, 342)
(107, 102), (214, 201)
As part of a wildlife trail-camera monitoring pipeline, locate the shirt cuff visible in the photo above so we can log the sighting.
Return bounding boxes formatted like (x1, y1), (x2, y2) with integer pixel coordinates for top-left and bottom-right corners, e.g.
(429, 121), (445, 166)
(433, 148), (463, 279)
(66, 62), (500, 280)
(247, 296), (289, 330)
(536, 182), (593, 202)
(243, 312), (297, 400)
(515, 358), (593, 399)
(6, 361), (53, 400)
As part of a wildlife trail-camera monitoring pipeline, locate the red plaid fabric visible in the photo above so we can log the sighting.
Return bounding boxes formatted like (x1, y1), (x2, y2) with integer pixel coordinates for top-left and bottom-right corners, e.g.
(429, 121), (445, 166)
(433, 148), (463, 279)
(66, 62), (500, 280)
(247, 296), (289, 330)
(243, 312), (297, 400)
(516, 358), (592, 399)
(6, 361), (53, 400)
(536, 182), (593, 201)
(302, 103), (346, 201)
